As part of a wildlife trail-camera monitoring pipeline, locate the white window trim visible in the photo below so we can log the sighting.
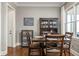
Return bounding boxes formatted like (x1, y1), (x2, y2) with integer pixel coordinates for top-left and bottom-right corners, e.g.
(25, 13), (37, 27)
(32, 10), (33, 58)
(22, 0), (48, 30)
(0, 2), (1, 56)
(65, 2), (79, 39)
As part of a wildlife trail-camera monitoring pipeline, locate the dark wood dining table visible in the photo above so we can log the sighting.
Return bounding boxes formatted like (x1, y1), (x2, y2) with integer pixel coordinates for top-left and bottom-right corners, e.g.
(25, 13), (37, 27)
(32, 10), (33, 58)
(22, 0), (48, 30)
(32, 34), (65, 56)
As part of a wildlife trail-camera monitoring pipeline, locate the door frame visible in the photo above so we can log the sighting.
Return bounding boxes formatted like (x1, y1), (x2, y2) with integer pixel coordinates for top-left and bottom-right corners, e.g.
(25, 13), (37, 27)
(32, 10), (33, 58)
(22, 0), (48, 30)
(5, 3), (16, 55)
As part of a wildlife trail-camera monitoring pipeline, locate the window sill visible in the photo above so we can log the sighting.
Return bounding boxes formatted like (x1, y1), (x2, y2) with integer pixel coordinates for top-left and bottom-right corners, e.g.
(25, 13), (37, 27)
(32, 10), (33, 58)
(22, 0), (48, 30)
(72, 37), (79, 40)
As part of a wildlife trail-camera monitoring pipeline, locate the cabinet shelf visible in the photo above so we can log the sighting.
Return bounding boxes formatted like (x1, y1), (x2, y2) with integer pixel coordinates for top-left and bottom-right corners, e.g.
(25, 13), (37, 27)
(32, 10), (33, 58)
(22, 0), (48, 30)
(21, 30), (33, 47)
(40, 18), (59, 35)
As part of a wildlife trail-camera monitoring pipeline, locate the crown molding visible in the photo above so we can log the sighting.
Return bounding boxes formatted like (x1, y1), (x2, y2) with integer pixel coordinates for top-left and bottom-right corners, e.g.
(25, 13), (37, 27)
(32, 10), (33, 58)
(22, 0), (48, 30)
(15, 2), (65, 7)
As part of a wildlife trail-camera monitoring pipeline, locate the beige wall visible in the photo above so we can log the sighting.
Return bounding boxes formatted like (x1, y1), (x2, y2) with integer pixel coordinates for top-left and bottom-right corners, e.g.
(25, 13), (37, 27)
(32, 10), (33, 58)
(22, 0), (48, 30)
(16, 7), (61, 44)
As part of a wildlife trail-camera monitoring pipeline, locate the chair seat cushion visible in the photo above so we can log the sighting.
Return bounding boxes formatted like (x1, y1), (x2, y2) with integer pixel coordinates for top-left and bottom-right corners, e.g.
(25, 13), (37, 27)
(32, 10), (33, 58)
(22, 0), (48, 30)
(34, 36), (43, 39)
(47, 38), (57, 40)
(32, 42), (40, 45)
(63, 44), (69, 48)
(30, 44), (40, 48)
(44, 49), (60, 54)
(47, 49), (60, 52)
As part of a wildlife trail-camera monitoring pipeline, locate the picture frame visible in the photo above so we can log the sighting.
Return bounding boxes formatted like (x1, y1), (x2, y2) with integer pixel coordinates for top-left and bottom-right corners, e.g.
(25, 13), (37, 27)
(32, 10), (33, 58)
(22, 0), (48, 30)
(24, 17), (34, 26)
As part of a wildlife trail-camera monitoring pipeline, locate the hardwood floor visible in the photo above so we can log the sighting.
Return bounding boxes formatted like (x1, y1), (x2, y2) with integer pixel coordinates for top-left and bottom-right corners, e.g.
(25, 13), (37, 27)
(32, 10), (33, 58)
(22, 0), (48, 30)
(7, 46), (28, 56)
(7, 46), (74, 56)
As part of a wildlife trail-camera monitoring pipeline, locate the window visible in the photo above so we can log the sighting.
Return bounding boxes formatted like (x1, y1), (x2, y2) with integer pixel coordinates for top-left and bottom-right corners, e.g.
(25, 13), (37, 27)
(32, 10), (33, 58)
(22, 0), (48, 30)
(67, 23), (71, 32)
(65, 3), (79, 37)
(76, 4), (79, 37)
(76, 21), (79, 37)
(77, 15), (79, 20)
(66, 8), (75, 33)
(67, 14), (71, 22)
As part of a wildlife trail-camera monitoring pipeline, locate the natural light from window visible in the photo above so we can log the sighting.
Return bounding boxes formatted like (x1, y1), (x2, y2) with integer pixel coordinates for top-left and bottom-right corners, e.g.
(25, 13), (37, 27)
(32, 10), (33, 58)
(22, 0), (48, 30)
(66, 8), (74, 33)
(76, 4), (79, 37)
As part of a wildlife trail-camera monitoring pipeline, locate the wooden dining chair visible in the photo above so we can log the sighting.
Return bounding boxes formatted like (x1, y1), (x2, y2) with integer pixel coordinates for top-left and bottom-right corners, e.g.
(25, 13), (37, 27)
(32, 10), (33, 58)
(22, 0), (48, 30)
(44, 34), (65, 56)
(28, 37), (42, 56)
(63, 32), (73, 56)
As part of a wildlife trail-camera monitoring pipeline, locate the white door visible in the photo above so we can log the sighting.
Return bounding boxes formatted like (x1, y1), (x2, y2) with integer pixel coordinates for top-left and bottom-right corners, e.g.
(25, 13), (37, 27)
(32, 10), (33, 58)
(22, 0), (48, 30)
(8, 8), (13, 47)
(7, 6), (16, 47)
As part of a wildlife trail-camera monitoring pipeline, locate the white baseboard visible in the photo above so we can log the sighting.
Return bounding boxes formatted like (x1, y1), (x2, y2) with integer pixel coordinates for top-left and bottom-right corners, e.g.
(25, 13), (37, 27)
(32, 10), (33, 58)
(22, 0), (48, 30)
(8, 44), (16, 48)
(1, 50), (7, 56)
(71, 49), (79, 56)
(13, 45), (16, 48)
(0, 52), (1, 55)
(16, 43), (21, 46)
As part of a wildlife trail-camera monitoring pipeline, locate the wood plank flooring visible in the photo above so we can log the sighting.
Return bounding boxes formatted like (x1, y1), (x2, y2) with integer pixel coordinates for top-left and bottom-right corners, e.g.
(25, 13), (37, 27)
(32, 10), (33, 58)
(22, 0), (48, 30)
(7, 46), (28, 56)
(7, 46), (74, 56)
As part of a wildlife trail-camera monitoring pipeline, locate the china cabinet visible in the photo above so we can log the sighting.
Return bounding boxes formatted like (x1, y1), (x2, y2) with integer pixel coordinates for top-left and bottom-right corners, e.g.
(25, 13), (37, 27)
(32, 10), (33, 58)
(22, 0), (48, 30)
(21, 30), (33, 47)
(39, 18), (60, 35)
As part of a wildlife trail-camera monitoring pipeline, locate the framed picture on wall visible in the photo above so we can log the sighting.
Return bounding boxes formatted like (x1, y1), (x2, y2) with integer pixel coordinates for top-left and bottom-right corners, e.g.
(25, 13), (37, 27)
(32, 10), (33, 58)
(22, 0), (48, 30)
(24, 17), (34, 26)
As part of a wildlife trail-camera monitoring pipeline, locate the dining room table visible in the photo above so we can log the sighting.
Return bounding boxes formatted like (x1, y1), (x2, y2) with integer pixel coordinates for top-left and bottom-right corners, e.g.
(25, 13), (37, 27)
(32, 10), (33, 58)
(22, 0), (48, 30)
(31, 34), (65, 56)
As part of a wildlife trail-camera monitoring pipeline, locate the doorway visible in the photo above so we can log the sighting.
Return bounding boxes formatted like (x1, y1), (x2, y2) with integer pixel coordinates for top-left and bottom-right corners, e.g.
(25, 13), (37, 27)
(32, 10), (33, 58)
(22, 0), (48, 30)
(6, 4), (16, 55)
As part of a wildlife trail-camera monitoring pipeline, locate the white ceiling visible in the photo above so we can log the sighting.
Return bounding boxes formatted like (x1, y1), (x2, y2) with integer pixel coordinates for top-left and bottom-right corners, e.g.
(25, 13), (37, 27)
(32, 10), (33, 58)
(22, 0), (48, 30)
(15, 2), (65, 7)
